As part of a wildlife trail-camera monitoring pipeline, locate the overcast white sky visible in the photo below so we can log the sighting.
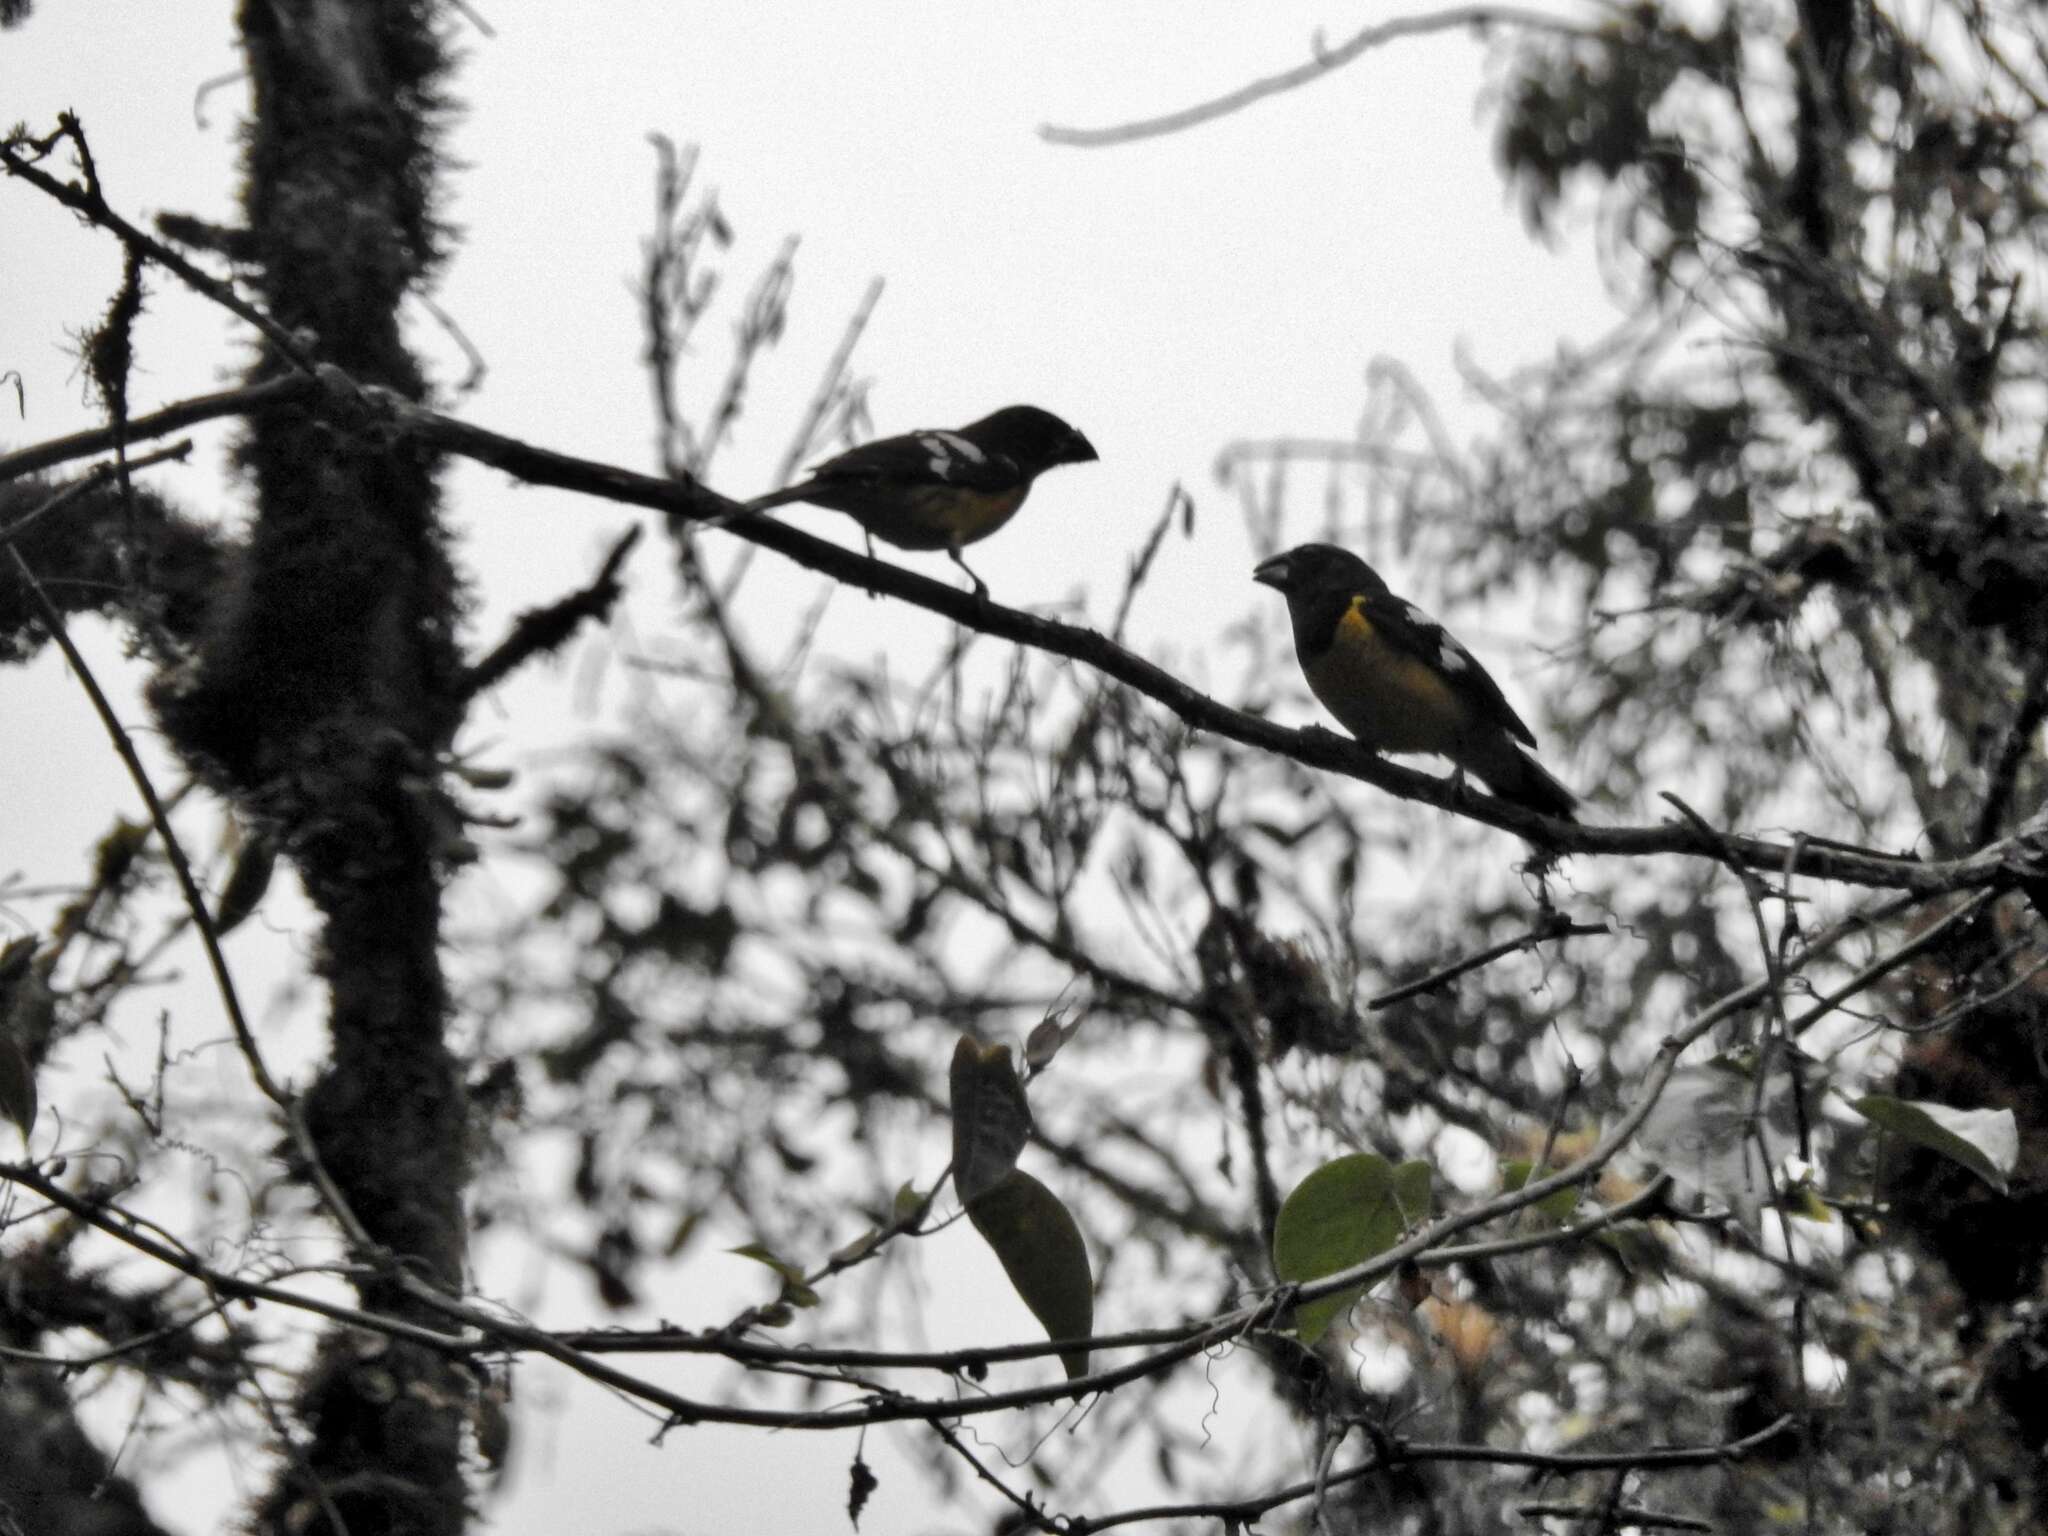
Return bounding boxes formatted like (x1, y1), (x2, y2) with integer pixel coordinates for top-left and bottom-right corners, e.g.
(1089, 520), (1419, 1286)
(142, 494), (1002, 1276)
(3, 5), (1613, 1531)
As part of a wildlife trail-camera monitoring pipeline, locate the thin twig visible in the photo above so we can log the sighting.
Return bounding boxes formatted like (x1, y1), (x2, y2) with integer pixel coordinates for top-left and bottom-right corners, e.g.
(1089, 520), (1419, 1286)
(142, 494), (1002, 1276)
(1, 117), (313, 368)
(1040, 6), (1596, 148)
(1519, 1502), (1713, 1532)
(927, 1419), (1059, 1533)
(773, 275), (884, 490)
(0, 440), (193, 548)
(1974, 642), (2048, 844)
(0, 1294), (236, 1371)
(1060, 1417), (1793, 1534)
(1783, 888), (1999, 1034)
(0, 376), (311, 485)
(1369, 914), (1606, 1009)
(9, 549), (281, 1109)
(1841, 605), (1950, 853)
(458, 525), (642, 699)
(547, 1173), (1675, 1373)
(0, 1160), (462, 1350)
(10, 549), (390, 1263)
(1110, 483), (1191, 644)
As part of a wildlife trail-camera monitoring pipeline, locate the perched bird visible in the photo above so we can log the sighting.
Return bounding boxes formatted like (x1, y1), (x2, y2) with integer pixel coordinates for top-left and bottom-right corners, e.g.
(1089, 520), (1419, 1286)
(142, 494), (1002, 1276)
(732, 405), (1097, 596)
(1253, 543), (1576, 819)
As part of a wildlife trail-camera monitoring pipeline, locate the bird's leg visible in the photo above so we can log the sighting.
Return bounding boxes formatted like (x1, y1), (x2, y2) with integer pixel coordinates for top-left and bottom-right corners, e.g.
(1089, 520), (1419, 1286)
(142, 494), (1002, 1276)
(863, 530), (877, 561)
(948, 543), (990, 603)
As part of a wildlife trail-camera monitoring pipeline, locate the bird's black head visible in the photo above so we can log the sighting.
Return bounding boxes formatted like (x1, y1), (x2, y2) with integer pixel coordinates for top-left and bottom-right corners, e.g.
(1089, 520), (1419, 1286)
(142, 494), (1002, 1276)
(969, 405), (1098, 469)
(1252, 543), (1388, 599)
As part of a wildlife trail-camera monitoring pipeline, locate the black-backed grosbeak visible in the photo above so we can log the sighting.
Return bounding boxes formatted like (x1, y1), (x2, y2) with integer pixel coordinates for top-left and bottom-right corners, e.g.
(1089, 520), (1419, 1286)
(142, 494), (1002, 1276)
(734, 405), (1097, 596)
(1254, 543), (1577, 819)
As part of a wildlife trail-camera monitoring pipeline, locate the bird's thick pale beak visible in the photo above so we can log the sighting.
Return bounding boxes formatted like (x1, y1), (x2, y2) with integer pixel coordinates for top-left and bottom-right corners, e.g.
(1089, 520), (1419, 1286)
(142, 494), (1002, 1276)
(1065, 430), (1099, 464)
(1252, 554), (1291, 590)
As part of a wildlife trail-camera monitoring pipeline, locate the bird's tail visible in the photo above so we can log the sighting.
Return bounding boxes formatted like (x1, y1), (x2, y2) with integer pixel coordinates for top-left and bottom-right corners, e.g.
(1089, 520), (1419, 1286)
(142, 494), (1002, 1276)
(1471, 743), (1578, 821)
(700, 483), (810, 532)
(738, 484), (816, 515)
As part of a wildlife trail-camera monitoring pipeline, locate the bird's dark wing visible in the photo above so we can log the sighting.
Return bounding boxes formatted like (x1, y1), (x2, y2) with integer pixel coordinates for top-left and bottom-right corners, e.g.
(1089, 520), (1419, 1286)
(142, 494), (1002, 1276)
(1355, 589), (1538, 747)
(809, 429), (1020, 492)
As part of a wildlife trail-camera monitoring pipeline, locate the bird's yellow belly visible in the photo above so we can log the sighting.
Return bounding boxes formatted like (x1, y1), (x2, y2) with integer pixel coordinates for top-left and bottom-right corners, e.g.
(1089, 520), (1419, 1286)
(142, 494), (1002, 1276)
(853, 484), (1029, 551)
(1302, 607), (1468, 757)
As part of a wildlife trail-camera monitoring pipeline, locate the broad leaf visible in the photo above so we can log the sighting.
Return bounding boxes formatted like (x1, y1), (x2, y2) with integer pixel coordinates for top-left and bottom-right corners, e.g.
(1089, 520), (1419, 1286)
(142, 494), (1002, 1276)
(729, 1241), (817, 1306)
(1272, 1155), (1432, 1345)
(1500, 1159), (1581, 1225)
(966, 1169), (1093, 1381)
(950, 1036), (1033, 1205)
(729, 1241), (803, 1283)
(1638, 1059), (1805, 1226)
(1854, 1094), (2018, 1195)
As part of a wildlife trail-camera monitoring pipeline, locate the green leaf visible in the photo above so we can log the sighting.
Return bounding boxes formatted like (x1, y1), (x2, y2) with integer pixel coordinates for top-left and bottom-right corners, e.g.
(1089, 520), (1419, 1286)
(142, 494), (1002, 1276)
(1594, 1223), (1668, 1277)
(966, 1169), (1093, 1381)
(211, 831), (277, 936)
(1792, 1185), (1833, 1225)
(1501, 1159), (1581, 1226)
(950, 1036), (1033, 1205)
(1272, 1155), (1432, 1345)
(663, 1209), (704, 1258)
(729, 1245), (817, 1311)
(1638, 1059), (1801, 1226)
(729, 1242), (804, 1284)
(830, 1228), (881, 1266)
(1024, 1012), (1073, 1071)
(1853, 1094), (2018, 1195)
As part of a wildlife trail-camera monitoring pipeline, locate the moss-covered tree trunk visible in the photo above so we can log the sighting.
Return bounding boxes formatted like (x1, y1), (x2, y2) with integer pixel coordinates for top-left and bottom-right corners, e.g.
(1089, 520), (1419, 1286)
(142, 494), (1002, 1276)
(148, 4), (475, 1531)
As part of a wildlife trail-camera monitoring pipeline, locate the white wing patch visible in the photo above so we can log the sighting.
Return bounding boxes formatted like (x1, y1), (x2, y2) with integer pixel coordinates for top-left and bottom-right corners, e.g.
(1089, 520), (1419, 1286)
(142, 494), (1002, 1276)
(930, 430), (987, 465)
(1401, 601), (1473, 674)
(917, 429), (988, 481)
(917, 433), (955, 479)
